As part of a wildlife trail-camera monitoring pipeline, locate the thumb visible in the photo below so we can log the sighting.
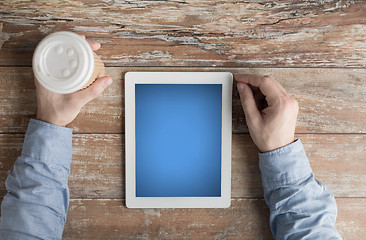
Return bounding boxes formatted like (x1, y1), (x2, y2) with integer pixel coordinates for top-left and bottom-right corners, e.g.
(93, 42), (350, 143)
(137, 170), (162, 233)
(73, 76), (113, 107)
(237, 83), (261, 124)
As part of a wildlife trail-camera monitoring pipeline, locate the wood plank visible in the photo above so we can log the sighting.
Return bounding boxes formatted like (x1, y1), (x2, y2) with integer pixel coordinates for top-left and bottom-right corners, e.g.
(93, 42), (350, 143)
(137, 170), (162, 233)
(1, 1), (366, 67)
(63, 199), (272, 240)
(336, 198), (366, 239)
(1, 134), (365, 199)
(0, 67), (123, 133)
(1, 67), (365, 133)
(61, 198), (366, 240)
(232, 134), (366, 199)
(70, 133), (366, 199)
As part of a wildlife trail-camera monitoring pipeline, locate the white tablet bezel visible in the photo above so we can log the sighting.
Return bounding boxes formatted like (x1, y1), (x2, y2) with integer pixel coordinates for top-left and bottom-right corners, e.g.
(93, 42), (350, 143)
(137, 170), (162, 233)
(125, 72), (232, 208)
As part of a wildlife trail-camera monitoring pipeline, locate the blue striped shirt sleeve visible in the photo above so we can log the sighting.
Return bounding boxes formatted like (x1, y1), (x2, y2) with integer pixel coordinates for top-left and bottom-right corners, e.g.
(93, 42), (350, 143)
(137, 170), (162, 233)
(0, 119), (73, 240)
(259, 139), (342, 240)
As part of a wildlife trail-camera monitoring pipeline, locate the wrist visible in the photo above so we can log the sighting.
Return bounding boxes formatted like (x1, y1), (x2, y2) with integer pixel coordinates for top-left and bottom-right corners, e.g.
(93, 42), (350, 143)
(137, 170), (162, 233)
(36, 112), (67, 127)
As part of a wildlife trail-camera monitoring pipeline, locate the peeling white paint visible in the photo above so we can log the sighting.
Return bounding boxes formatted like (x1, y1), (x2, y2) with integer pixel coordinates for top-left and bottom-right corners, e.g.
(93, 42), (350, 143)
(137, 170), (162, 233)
(37, 24), (55, 34)
(0, 23), (24, 50)
(144, 209), (161, 218)
(138, 50), (172, 59)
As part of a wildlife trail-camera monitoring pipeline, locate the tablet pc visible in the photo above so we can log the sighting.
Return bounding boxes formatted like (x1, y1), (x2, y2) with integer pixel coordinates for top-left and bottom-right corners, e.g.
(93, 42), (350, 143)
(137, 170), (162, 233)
(125, 72), (232, 208)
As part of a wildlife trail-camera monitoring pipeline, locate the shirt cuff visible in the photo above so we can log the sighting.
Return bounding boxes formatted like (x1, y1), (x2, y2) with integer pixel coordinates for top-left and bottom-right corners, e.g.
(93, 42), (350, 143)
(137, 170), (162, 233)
(21, 119), (73, 166)
(259, 139), (313, 189)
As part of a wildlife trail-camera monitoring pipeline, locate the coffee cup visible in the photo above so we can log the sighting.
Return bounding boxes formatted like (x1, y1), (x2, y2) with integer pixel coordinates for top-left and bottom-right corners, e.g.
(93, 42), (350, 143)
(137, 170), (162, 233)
(33, 31), (105, 94)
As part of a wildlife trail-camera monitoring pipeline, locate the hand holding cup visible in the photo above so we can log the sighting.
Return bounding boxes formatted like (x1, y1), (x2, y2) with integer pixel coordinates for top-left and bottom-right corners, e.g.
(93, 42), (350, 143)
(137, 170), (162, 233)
(34, 33), (112, 126)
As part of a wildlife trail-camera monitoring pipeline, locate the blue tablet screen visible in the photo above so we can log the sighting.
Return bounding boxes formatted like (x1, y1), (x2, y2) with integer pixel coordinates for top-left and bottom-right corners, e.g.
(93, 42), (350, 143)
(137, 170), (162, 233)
(135, 84), (222, 197)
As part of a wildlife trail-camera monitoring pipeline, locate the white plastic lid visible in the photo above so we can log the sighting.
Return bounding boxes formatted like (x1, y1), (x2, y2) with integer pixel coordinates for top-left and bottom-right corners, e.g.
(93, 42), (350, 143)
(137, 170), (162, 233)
(32, 31), (94, 94)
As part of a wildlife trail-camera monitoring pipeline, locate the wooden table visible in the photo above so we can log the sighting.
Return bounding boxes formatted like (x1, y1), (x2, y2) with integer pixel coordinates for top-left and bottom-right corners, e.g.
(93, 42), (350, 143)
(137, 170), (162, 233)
(1, 1), (366, 239)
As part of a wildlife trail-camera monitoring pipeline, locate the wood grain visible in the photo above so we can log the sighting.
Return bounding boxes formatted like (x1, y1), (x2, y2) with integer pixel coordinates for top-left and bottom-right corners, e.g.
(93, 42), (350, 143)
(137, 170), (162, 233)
(0, 67), (365, 133)
(336, 198), (366, 239)
(1, 1), (365, 238)
(0, 67), (123, 133)
(1, 1), (366, 67)
(61, 198), (366, 240)
(63, 199), (272, 240)
(1, 133), (365, 199)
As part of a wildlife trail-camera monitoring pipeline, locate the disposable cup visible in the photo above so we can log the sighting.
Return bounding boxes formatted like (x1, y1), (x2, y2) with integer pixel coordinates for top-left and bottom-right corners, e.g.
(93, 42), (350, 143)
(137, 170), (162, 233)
(32, 31), (105, 94)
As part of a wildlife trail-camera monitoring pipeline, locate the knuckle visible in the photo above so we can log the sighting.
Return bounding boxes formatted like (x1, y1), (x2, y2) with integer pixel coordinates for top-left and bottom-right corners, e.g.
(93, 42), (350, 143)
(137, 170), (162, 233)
(263, 75), (275, 81)
(241, 97), (252, 107)
(282, 95), (299, 111)
(267, 75), (275, 80)
(262, 76), (272, 85)
(262, 76), (271, 81)
(280, 95), (289, 106)
(289, 96), (299, 108)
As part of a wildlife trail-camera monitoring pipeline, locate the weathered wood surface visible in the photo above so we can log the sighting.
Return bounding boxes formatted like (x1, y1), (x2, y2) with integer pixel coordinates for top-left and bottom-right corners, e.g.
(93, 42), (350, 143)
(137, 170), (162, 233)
(61, 198), (366, 240)
(1, 1), (366, 67)
(63, 199), (272, 240)
(1, 1), (365, 238)
(1, 133), (365, 200)
(0, 67), (123, 133)
(1, 67), (366, 133)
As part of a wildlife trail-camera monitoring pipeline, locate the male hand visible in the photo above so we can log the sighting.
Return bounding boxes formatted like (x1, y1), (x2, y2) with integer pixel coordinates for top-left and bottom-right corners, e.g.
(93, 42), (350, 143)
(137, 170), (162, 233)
(236, 75), (299, 152)
(35, 36), (113, 127)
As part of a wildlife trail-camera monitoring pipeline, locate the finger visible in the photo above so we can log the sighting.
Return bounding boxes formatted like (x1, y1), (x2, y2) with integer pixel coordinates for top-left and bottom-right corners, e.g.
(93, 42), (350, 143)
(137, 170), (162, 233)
(236, 74), (281, 96)
(34, 76), (41, 88)
(72, 76), (113, 107)
(265, 75), (288, 96)
(78, 34), (101, 51)
(236, 74), (283, 102)
(235, 74), (260, 84)
(237, 83), (261, 124)
(237, 74), (288, 99)
(34, 76), (53, 95)
(87, 39), (101, 51)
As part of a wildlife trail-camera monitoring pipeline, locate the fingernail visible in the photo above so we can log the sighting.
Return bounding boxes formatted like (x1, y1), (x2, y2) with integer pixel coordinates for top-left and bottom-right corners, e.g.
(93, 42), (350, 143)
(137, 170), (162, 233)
(237, 83), (244, 92)
(103, 78), (113, 87)
(97, 42), (101, 48)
